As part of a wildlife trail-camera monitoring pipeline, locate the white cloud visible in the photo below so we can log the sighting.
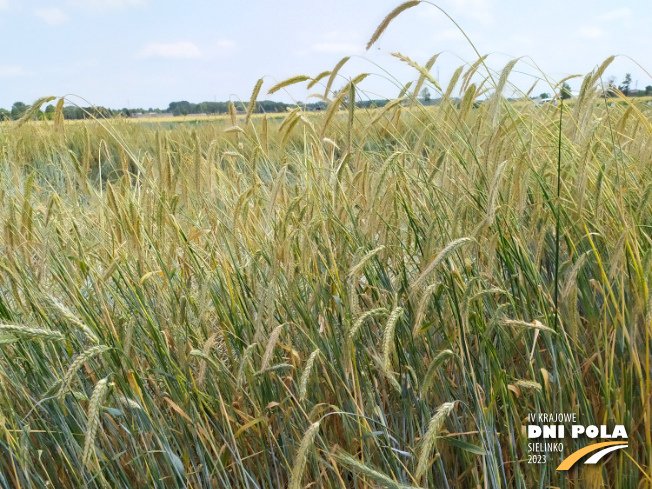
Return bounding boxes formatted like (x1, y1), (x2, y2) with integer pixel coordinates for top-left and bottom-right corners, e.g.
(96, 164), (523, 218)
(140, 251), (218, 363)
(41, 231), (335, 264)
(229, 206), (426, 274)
(67, 0), (144, 10)
(579, 26), (604, 39)
(597, 8), (630, 21)
(0, 65), (24, 77)
(140, 41), (202, 59)
(202, 39), (238, 58)
(216, 40), (236, 49)
(311, 42), (363, 54)
(34, 8), (69, 25)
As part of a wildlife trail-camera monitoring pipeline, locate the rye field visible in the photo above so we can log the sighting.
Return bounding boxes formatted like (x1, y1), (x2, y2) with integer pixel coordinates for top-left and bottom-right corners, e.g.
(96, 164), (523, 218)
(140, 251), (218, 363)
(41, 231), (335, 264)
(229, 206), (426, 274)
(0, 4), (650, 488)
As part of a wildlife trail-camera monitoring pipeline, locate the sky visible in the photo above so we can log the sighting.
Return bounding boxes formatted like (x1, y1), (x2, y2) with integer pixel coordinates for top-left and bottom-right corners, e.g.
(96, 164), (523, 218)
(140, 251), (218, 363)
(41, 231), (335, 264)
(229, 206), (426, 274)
(1, 0), (651, 110)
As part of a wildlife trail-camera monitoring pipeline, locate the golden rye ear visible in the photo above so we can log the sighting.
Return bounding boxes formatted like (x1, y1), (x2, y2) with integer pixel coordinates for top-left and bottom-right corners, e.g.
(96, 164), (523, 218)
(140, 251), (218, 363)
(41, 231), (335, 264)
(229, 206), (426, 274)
(54, 97), (66, 135)
(366, 1), (421, 50)
(323, 57), (350, 98)
(82, 377), (110, 469)
(392, 52), (442, 92)
(289, 422), (321, 489)
(307, 70), (331, 90)
(16, 95), (56, 128)
(228, 100), (237, 126)
(416, 402), (458, 481)
(246, 78), (263, 125)
(412, 52), (441, 100)
(267, 75), (310, 95)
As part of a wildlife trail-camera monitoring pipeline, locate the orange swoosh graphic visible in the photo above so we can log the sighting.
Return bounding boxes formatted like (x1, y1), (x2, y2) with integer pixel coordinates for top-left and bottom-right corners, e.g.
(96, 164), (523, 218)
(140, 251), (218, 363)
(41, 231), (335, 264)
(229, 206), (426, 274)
(556, 442), (627, 471)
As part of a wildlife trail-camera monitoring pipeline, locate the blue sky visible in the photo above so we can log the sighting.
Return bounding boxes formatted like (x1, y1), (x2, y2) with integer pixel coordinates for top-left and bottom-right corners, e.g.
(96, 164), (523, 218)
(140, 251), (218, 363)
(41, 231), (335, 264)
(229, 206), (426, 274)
(1, 0), (650, 109)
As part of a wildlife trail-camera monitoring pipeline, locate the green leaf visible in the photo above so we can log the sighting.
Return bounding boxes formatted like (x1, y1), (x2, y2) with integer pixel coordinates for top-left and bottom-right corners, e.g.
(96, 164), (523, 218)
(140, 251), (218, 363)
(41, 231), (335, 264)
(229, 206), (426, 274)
(442, 436), (486, 455)
(166, 450), (186, 477)
(103, 408), (124, 417)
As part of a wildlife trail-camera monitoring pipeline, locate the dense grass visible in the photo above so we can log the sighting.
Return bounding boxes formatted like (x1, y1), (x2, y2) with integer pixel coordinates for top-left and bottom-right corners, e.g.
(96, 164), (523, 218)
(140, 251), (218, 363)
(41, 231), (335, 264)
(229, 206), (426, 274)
(0, 17), (650, 487)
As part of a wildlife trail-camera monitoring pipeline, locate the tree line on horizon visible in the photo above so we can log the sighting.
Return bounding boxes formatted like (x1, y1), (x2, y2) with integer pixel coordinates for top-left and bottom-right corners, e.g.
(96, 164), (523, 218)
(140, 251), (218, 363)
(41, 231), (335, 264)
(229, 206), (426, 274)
(1, 72), (648, 122)
(0, 100), (309, 121)
(0, 98), (394, 121)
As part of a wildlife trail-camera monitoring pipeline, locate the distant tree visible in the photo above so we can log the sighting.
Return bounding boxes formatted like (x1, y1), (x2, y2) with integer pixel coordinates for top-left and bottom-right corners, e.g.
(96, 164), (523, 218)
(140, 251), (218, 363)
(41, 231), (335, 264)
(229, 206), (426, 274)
(44, 104), (55, 120)
(198, 101), (228, 114)
(62, 106), (88, 120)
(560, 83), (572, 100)
(421, 87), (431, 103)
(258, 100), (291, 113)
(646, 85), (652, 96)
(11, 102), (27, 120)
(539, 92), (551, 99)
(168, 101), (197, 116)
(619, 73), (632, 96)
(166, 99), (291, 116)
(0, 108), (10, 120)
(355, 100), (387, 110)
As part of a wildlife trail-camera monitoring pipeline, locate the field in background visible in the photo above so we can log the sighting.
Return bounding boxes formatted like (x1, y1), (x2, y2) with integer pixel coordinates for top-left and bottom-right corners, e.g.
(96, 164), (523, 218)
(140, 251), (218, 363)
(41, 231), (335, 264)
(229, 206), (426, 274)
(122, 113), (279, 124)
(126, 114), (227, 123)
(0, 4), (651, 487)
